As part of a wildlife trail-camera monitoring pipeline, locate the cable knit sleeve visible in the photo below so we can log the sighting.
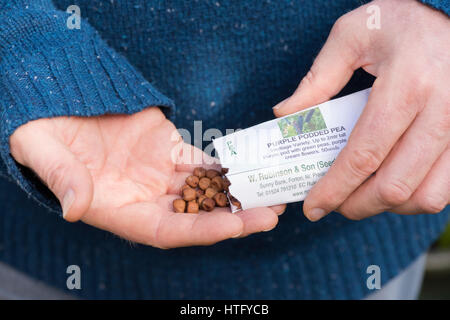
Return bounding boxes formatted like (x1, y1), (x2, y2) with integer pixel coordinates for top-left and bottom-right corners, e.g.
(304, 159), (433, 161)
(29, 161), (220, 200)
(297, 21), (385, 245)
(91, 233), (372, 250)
(0, 0), (174, 212)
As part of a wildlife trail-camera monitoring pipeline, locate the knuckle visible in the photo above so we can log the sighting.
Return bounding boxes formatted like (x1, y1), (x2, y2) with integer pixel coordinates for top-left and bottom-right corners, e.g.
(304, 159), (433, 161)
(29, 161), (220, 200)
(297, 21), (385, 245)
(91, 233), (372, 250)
(347, 149), (382, 178)
(419, 194), (447, 214)
(340, 209), (362, 221)
(329, 11), (367, 65)
(308, 187), (337, 211)
(407, 65), (439, 97)
(301, 68), (334, 98)
(301, 69), (316, 88)
(331, 13), (353, 36)
(396, 91), (422, 118)
(405, 73), (430, 94)
(43, 161), (68, 192)
(427, 112), (450, 140)
(321, 191), (341, 209)
(378, 180), (413, 207)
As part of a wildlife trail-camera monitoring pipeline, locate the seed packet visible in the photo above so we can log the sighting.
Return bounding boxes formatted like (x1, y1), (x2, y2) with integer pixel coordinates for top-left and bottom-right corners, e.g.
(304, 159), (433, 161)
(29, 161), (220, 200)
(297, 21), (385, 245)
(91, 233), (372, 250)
(213, 88), (371, 212)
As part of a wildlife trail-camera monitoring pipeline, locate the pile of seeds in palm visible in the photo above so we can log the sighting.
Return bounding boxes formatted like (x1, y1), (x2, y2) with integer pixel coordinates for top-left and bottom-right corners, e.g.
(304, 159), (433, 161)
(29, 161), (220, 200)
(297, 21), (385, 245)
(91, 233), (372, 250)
(173, 167), (242, 213)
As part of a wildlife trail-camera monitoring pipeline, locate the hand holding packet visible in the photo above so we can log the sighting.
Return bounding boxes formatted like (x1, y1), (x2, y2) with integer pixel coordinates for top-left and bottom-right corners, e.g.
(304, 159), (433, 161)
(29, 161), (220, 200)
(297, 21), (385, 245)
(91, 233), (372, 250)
(213, 88), (371, 212)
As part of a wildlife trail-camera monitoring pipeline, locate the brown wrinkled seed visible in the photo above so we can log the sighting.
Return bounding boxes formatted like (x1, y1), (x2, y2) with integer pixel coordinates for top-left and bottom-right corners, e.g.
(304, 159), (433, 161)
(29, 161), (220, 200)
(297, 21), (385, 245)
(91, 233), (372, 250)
(197, 195), (207, 207)
(205, 187), (218, 199)
(173, 199), (186, 213)
(196, 189), (205, 197)
(213, 192), (228, 207)
(193, 167), (206, 178)
(187, 200), (199, 213)
(182, 187), (196, 201)
(206, 169), (220, 179)
(201, 198), (216, 212)
(210, 176), (223, 191)
(180, 184), (190, 195)
(223, 177), (231, 191)
(185, 175), (199, 188)
(198, 177), (211, 190)
(173, 166), (241, 213)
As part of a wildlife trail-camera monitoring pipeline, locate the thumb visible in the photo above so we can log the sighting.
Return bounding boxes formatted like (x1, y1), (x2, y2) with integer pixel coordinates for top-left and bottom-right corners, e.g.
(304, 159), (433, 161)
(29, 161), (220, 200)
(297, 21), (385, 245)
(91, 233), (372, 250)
(10, 127), (93, 222)
(273, 13), (366, 117)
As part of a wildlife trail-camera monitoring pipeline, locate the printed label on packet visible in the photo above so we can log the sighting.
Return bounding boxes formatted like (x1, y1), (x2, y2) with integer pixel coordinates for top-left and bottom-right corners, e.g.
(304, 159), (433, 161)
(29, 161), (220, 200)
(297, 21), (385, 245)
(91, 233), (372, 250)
(213, 88), (371, 212)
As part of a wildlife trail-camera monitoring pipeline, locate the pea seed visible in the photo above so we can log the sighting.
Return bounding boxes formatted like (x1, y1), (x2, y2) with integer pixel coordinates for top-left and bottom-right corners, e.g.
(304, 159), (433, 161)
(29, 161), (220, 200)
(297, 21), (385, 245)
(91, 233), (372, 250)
(201, 198), (216, 212)
(173, 199), (186, 213)
(206, 169), (220, 179)
(187, 200), (199, 213)
(185, 175), (200, 188)
(182, 187), (196, 201)
(205, 187), (218, 199)
(193, 167), (207, 178)
(198, 177), (211, 190)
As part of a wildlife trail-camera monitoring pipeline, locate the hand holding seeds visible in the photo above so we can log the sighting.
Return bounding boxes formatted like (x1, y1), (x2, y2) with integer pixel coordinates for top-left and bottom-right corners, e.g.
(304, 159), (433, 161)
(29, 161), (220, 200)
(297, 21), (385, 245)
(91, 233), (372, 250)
(274, 0), (449, 221)
(10, 107), (284, 249)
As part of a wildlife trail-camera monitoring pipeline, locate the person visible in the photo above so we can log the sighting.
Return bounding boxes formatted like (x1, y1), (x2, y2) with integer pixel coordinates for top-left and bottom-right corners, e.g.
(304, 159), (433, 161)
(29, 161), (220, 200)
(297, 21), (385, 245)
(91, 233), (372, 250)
(0, 0), (448, 299)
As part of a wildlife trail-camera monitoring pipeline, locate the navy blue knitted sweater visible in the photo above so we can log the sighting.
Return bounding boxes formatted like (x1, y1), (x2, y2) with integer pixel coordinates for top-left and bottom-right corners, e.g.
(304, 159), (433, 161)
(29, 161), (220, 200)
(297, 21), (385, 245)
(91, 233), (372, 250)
(0, 0), (448, 299)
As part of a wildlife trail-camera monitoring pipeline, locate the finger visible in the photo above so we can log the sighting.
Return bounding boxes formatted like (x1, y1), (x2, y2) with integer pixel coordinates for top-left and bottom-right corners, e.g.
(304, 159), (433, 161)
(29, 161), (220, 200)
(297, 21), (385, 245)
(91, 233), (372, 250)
(392, 148), (449, 215)
(169, 169), (284, 229)
(10, 127), (93, 222)
(234, 207), (279, 238)
(337, 96), (449, 218)
(303, 76), (419, 221)
(175, 143), (221, 172)
(270, 204), (287, 216)
(155, 198), (244, 248)
(169, 169), (283, 237)
(83, 197), (244, 249)
(273, 11), (368, 117)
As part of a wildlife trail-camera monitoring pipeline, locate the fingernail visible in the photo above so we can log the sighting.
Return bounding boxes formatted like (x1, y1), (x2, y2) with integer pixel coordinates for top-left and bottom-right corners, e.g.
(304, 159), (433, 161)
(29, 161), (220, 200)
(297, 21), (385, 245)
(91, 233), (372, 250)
(272, 98), (289, 110)
(263, 227), (274, 232)
(307, 208), (327, 221)
(62, 189), (75, 219)
(232, 231), (243, 238)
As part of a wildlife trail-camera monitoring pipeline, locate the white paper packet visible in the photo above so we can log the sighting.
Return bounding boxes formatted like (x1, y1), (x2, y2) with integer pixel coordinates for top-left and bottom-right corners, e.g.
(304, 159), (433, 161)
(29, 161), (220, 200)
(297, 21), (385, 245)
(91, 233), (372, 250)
(213, 88), (371, 212)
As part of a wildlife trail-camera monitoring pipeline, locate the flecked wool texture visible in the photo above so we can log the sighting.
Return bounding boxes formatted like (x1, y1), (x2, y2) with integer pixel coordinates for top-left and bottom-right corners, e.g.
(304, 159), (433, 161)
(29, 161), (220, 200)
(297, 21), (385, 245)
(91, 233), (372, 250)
(0, 0), (448, 299)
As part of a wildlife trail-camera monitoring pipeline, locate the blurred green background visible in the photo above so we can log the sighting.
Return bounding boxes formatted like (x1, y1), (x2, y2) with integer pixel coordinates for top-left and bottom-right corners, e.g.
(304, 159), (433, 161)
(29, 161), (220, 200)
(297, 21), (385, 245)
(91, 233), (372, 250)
(437, 224), (450, 247)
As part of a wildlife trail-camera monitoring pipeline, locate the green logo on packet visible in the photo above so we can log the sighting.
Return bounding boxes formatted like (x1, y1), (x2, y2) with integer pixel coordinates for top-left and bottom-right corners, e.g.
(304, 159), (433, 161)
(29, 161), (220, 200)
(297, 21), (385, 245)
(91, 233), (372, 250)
(277, 107), (327, 138)
(227, 141), (237, 156)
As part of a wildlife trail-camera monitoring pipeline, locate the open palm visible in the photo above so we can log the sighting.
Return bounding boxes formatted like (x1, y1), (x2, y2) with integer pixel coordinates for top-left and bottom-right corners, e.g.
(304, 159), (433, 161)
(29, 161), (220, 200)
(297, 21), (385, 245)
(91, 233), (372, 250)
(10, 107), (282, 248)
